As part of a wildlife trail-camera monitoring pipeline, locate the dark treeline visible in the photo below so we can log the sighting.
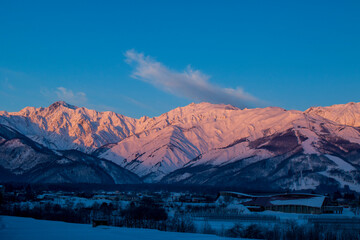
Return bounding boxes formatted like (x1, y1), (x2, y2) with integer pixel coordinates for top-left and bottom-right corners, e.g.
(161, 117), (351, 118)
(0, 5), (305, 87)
(1, 181), (353, 196)
(2, 201), (360, 240)
(0, 196), (197, 234)
(0, 182), (287, 195)
(1, 200), (92, 224)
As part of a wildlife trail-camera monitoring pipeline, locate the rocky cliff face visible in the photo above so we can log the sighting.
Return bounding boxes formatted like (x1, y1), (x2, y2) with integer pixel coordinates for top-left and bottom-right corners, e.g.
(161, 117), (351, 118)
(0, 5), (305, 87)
(1, 101), (360, 191)
(0, 101), (138, 152)
(0, 124), (141, 184)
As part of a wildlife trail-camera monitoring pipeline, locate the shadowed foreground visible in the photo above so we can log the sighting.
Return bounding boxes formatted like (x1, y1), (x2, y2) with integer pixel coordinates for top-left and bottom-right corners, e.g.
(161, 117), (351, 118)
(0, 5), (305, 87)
(0, 216), (236, 240)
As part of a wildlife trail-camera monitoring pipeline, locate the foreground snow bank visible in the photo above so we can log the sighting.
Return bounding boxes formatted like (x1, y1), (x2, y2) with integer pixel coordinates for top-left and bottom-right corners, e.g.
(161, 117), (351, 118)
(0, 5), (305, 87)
(0, 216), (234, 240)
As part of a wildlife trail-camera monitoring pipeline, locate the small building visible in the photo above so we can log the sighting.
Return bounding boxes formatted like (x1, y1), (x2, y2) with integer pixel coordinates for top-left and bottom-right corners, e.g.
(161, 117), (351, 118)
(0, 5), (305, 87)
(218, 191), (336, 214)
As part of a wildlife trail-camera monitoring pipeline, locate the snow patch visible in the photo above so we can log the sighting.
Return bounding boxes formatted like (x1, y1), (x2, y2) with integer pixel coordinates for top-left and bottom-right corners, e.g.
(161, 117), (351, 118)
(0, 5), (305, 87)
(325, 154), (356, 171)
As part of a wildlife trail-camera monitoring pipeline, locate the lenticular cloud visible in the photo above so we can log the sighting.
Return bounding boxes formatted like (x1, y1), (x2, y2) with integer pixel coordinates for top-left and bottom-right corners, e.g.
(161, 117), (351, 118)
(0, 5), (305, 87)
(125, 49), (260, 109)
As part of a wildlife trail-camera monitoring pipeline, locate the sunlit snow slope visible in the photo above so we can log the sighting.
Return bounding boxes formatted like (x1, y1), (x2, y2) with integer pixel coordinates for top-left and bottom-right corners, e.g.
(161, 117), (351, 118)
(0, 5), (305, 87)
(1, 101), (360, 191)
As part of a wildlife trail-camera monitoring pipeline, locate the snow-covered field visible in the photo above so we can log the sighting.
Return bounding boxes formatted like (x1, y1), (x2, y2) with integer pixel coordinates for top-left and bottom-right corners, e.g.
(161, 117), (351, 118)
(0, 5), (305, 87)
(0, 216), (236, 240)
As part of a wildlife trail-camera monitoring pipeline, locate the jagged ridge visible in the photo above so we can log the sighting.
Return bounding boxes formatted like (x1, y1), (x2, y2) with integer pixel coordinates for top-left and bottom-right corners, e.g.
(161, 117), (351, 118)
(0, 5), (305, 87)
(1, 101), (360, 191)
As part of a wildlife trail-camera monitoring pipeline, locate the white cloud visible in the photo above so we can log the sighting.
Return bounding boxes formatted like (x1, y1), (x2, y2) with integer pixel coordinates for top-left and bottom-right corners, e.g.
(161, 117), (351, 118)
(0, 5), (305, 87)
(125, 49), (261, 109)
(55, 87), (87, 106)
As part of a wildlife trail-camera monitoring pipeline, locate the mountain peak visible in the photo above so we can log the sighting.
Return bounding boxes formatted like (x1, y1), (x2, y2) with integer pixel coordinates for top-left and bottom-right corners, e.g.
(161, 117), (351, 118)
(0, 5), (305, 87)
(48, 101), (78, 111)
(183, 102), (239, 111)
(306, 101), (360, 127)
(1, 100), (360, 189)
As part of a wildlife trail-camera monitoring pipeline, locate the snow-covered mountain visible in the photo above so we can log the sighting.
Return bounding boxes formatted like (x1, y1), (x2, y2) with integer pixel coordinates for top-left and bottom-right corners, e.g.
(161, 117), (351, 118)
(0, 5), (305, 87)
(0, 123), (141, 184)
(1, 101), (360, 191)
(0, 101), (139, 152)
(306, 102), (360, 127)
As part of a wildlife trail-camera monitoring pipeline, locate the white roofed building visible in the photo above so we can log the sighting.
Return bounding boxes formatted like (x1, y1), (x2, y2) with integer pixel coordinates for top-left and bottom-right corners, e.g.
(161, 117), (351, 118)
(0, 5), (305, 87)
(218, 192), (342, 214)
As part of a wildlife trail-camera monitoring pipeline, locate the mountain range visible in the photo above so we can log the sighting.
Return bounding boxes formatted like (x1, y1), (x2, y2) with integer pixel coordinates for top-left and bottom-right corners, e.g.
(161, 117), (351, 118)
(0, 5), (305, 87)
(1, 101), (360, 192)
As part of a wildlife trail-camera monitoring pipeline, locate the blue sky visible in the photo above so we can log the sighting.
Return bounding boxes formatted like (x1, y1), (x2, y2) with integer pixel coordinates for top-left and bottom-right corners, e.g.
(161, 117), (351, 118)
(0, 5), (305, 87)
(1, 1), (359, 118)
